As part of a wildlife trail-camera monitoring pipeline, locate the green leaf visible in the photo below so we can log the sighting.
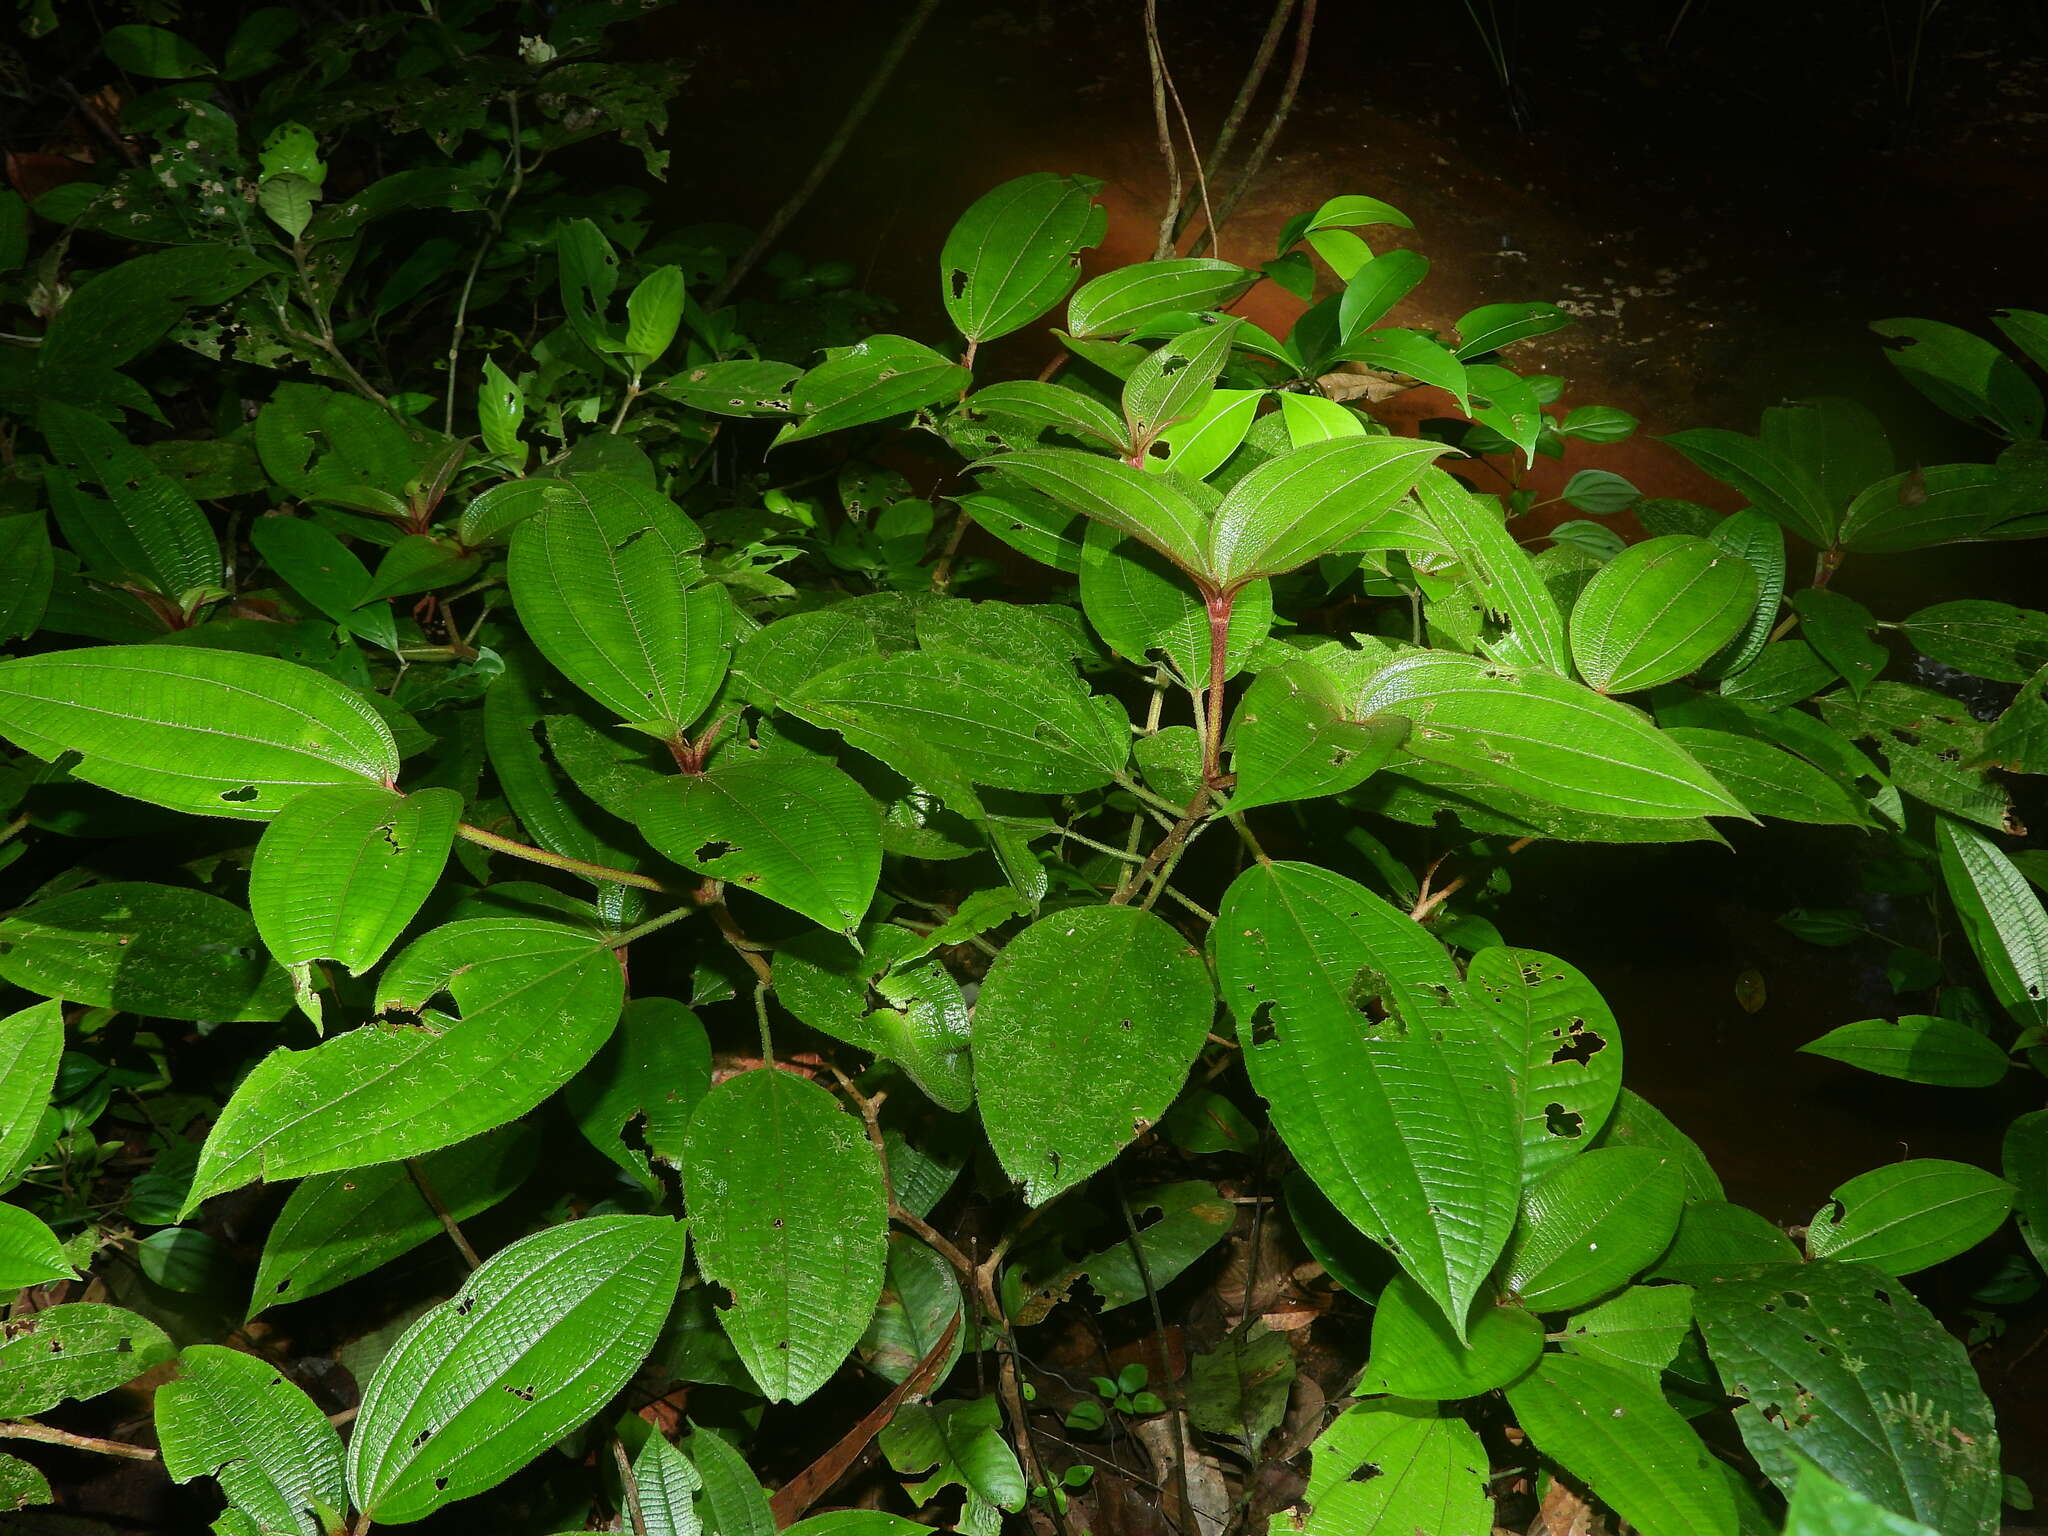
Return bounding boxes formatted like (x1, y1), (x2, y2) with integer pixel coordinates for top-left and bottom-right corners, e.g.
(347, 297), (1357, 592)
(1010, 1180), (1233, 1324)
(1079, 523), (1272, 683)
(962, 381), (1127, 449)
(507, 474), (728, 735)
(1559, 468), (1641, 515)
(1936, 815), (2048, 1028)
(0, 1451), (49, 1513)
(250, 784), (460, 993)
(631, 1434), (702, 1536)
(1762, 396), (1894, 508)
(1557, 404), (1638, 443)
(0, 882), (292, 1022)
(566, 997), (710, 1195)
(156, 1345), (345, 1536)
(1187, 1324), (1295, 1448)
(1122, 318), (1243, 447)
(1411, 464), (1568, 673)
(982, 447), (1211, 574)
(1330, 329), (1472, 412)
(789, 648), (1127, 797)
(1287, 1400), (1492, 1536)
(361, 535), (481, 603)
(682, 1068), (888, 1402)
(686, 1423), (774, 1536)
(942, 172), (1105, 344)
(1800, 1015), (2009, 1087)
(859, 1233), (965, 1387)
(1217, 862), (1518, 1333)
(1662, 727), (1875, 826)
(1454, 300), (1571, 359)
(1500, 1147), (1685, 1311)
(185, 918), (622, 1208)
(1357, 650), (1745, 820)
(1065, 258), (1257, 340)
(0, 1203), (72, 1290)
(346, 1215), (687, 1523)
(248, 1123), (537, 1316)
(1837, 464), (2020, 553)
(1648, 1201), (1800, 1282)
(973, 905), (1213, 1204)
(1205, 436), (1450, 587)
(1784, 1467), (1944, 1536)
(2007, 1110), (2048, 1271)
(1504, 1353), (1736, 1536)
(1873, 317), (2043, 439)
(626, 265), (686, 363)
(1225, 660), (1408, 813)
(880, 1395), (1026, 1512)
(1805, 1159), (2014, 1275)
(1569, 535), (1758, 694)
(103, 23), (214, 76)
(1556, 1284), (1694, 1382)
(656, 359), (802, 417)
(0, 515), (53, 642)
(776, 336), (973, 448)
(1336, 249), (1428, 339)
(1588, 1088), (1724, 1203)
(1465, 947), (1622, 1181)
(1355, 1272), (1542, 1397)
(0, 644), (398, 820)
(248, 516), (396, 648)
(631, 757), (879, 933)
(40, 402), (221, 597)
(1901, 600), (2048, 683)
(1662, 426), (1837, 549)
(0, 1303), (174, 1418)
(1695, 1260), (2001, 1533)
(255, 384), (433, 502)
(772, 928), (973, 1112)
(1794, 589), (1886, 699)
(0, 1000), (63, 1196)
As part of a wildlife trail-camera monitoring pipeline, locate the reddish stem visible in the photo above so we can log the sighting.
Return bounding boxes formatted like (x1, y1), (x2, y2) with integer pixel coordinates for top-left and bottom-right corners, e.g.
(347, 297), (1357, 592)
(1203, 588), (1235, 786)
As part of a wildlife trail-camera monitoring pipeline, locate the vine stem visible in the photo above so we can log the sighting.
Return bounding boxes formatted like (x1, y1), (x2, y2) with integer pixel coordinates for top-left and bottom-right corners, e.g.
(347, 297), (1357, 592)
(1189, 0), (1318, 258)
(0, 1421), (157, 1460)
(1143, 0), (1183, 262)
(454, 822), (672, 892)
(443, 92), (531, 435)
(1170, 0), (1296, 246)
(613, 1437), (649, 1536)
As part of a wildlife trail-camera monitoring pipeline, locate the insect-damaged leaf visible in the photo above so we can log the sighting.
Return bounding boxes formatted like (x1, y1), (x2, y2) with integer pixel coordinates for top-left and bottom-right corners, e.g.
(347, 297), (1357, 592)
(972, 904), (1214, 1205)
(1216, 862), (1518, 1335)
(1804, 1158), (2014, 1276)
(774, 336), (973, 447)
(630, 757), (881, 934)
(156, 1345), (345, 1536)
(1225, 660), (1408, 813)
(1283, 1399), (1492, 1536)
(0, 645), (398, 820)
(682, 1068), (888, 1403)
(1066, 257), (1257, 339)
(1121, 318), (1242, 449)
(566, 997), (711, 1195)
(1411, 465), (1568, 673)
(347, 1215), (686, 1523)
(1569, 535), (1759, 694)
(184, 918), (621, 1209)
(506, 473), (726, 735)
(0, 1303), (175, 1418)
(1695, 1260), (2002, 1535)
(941, 172), (1105, 344)
(1464, 946), (1622, 1181)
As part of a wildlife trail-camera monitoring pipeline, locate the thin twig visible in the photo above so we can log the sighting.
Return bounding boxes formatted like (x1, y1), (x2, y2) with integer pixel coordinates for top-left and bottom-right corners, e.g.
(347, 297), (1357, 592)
(0, 1421), (157, 1460)
(406, 1160), (481, 1269)
(1114, 790), (1211, 904)
(708, 0), (944, 307)
(613, 1437), (649, 1536)
(1116, 1171), (1192, 1536)
(1157, 16), (1218, 263)
(455, 822), (672, 892)
(1172, 0), (1297, 244)
(444, 93), (531, 435)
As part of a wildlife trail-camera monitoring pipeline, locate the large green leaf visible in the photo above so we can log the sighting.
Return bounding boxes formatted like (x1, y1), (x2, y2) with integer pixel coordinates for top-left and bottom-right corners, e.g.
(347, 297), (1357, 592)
(880, 1395), (1026, 1513)
(1464, 947), (1622, 1181)
(248, 1123), (539, 1316)
(1499, 1147), (1685, 1311)
(771, 926), (973, 1112)
(1121, 318), (1242, 448)
(0, 882), (293, 1022)
(1078, 522), (1272, 683)
(1700, 510), (1787, 679)
(346, 1215), (687, 1523)
(1661, 727), (1875, 826)
(506, 474), (726, 736)
(1225, 660), (1408, 813)
(1936, 815), (2048, 1028)
(1504, 1353), (1736, 1536)
(1569, 535), (1758, 694)
(682, 1068), (888, 1402)
(1760, 396), (1894, 507)
(1205, 436), (1450, 587)
(0, 1303), (174, 1418)
(1285, 1400), (1492, 1536)
(1411, 466), (1567, 672)
(686, 1422), (775, 1536)
(0, 644), (398, 820)
(1837, 464), (2021, 553)
(1355, 1272), (1543, 1398)
(39, 401), (220, 598)
(1216, 862), (1518, 1334)
(1901, 599), (2048, 683)
(185, 918), (622, 1208)
(972, 904), (1213, 1204)
(1784, 1468), (1943, 1536)
(565, 997), (711, 1194)
(982, 447), (1212, 574)
(1820, 684), (2016, 834)
(1804, 1158), (2014, 1275)
(156, 1345), (345, 1536)
(0, 1000), (64, 1195)
(1695, 1260), (2001, 1534)
(961, 380), (1126, 450)
(1799, 1015), (2010, 1088)
(941, 172), (1105, 343)
(775, 336), (974, 447)
(1356, 650), (1744, 820)
(1662, 426), (1837, 548)
(254, 383), (433, 501)
(1065, 257), (1255, 339)
(629, 757), (880, 934)
(1555, 1284), (1694, 1383)
(630, 1434), (702, 1536)
(0, 1204), (71, 1290)
(1872, 316), (2043, 439)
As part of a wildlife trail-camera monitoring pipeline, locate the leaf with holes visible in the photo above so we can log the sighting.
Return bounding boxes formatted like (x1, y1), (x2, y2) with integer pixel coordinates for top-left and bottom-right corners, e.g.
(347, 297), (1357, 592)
(185, 918), (622, 1209)
(0, 1304), (175, 1418)
(1079, 523), (1272, 683)
(156, 1345), (345, 1536)
(507, 474), (726, 735)
(1121, 318), (1243, 450)
(776, 336), (973, 447)
(682, 1068), (888, 1403)
(1465, 947), (1622, 1181)
(1506, 1352), (1736, 1536)
(1355, 1272), (1543, 1398)
(1225, 660), (1408, 813)
(1873, 317), (2043, 439)
(961, 381), (1127, 451)
(630, 757), (880, 934)
(1217, 862), (1518, 1335)
(566, 997), (711, 1195)
(942, 172), (1104, 344)
(346, 1215), (686, 1523)
(1805, 1159), (2014, 1275)
(1800, 1016), (2010, 1088)
(0, 645), (397, 820)
(0, 882), (293, 1023)
(1695, 1259), (2001, 1533)
(973, 905), (1212, 1204)
(1066, 257), (1256, 339)
(1285, 1399), (1492, 1536)
(1500, 1147), (1685, 1311)
(1937, 816), (2048, 1028)
(1205, 436), (1451, 588)
(1570, 535), (1758, 694)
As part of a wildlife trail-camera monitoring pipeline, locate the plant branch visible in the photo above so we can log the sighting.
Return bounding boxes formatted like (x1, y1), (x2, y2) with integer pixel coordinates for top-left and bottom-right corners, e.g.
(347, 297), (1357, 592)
(612, 1437), (649, 1536)
(1173, 0), (1297, 244)
(1143, 0), (1183, 261)
(1114, 789), (1212, 905)
(0, 1420), (157, 1460)
(455, 822), (673, 892)
(406, 1158), (481, 1269)
(443, 92), (532, 435)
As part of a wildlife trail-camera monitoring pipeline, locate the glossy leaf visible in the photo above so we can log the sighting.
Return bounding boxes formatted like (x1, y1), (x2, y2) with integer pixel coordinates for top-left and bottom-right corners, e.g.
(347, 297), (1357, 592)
(1937, 815), (2048, 1028)
(1334, 328), (1472, 410)
(0, 1304), (175, 1418)
(1078, 523), (1272, 683)
(1412, 464), (1568, 672)
(973, 904), (1213, 1203)
(962, 380), (1126, 449)
(1465, 947), (1622, 1180)
(1837, 464), (2018, 553)
(1805, 1158), (2014, 1275)
(1226, 659), (1408, 813)
(1800, 1015), (2009, 1087)
(347, 1215), (687, 1522)
(1122, 318), (1243, 448)
(1500, 1147), (1685, 1311)
(1355, 1272), (1542, 1397)
(631, 1434), (702, 1536)
(982, 447), (1211, 574)
(1066, 257), (1256, 339)
(776, 335), (973, 447)
(1556, 1283), (1694, 1382)
(0, 644), (397, 819)
(1784, 1468), (1943, 1536)
(0, 1000), (64, 1195)
(1700, 510), (1787, 678)
(1217, 862), (1518, 1333)
(156, 1345), (345, 1536)
(859, 1233), (965, 1387)
(942, 172), (1105, 343)
(630, 757), (880, 933)
(1148, 387), (1264, 480)
(1454, 300), (1571, 359)
(1872, 316), (2043, 439)
(1663, 426), (1837, 549)
(880, 1395), (1027, 1512)
(0, 1203), (72, 1290)
(1588, 1088), (1724, 1203)
(1288, 1400), (1492, 1536)
(682, 1068), (888, 1402)
(1205, 436), (1450, 587)
(1336, 249), (1428, 339)
(1570, 535), (1758, 694)
(1664, 727), (1875, 826)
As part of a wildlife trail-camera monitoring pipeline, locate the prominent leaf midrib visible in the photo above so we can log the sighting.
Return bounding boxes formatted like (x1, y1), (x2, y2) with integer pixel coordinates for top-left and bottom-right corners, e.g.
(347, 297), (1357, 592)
(1819, 1172), (2009, 1256)
(803, 675), (1112, 776)
(529, 501), (683, 724)
(1595, 562), (1745, 679)
(964, 181), (1072, 335)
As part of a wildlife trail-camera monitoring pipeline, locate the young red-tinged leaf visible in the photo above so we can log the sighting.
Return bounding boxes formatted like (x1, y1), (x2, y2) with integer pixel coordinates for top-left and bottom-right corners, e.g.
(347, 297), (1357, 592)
(683, 1069), (888, 1403)
(156, 1345), (345, 1536)
(347, 1215), (687, 1522)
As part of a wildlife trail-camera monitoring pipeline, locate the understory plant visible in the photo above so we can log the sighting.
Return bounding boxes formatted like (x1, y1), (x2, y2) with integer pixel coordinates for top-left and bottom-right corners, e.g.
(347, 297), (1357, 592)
(1, 6), (2046, 1536)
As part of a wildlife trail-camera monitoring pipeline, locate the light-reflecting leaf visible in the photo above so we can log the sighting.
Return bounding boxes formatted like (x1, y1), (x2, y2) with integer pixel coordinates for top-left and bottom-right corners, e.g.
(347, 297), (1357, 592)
(880, 1395), (1026, 1512)
(1805, 1158), (2014, 1275)
(1066, 258), (1255, 339)
(156, 1345), (345, 1536)
(1454, 300), (1571, 359)
(0, 1000), (64, 1195)
(1784, 1466), (1943, 1536)
(1838, 463), (2021, 553)
(1936, 815), (2048, 1028)
(942, 173), (1105, 343)
(0, 1204), (72, 1290)
(0, 1304), (175, 1418)
(1225, 660), (1408, 813)
(858, 1233), (965, 1388)
(1205, 436), (1451, 587)
(631, 1433), (702, 1536)
(1287, 1399), (1492, 1536)
(1662, 426), (1838, 549)
(1355, 1272), (1542, 1398)
(1569, 535), (1758, 694)
(1556, 1283), (1694, 1383)
(40, 402), (220, 597)
(776, 336), (973, 447)
(1663, 727), (1875, 826)
(1412, 465), (1568, 672)
(1078, 522), (1271, 683)
(1122, 318), (1243, 450)
(1465, 947), (1622, 1181)
(1799, 1015), (2009, 1087)
(982, 447), (1211, 574)
(1500, 1147), (1684, 1311)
